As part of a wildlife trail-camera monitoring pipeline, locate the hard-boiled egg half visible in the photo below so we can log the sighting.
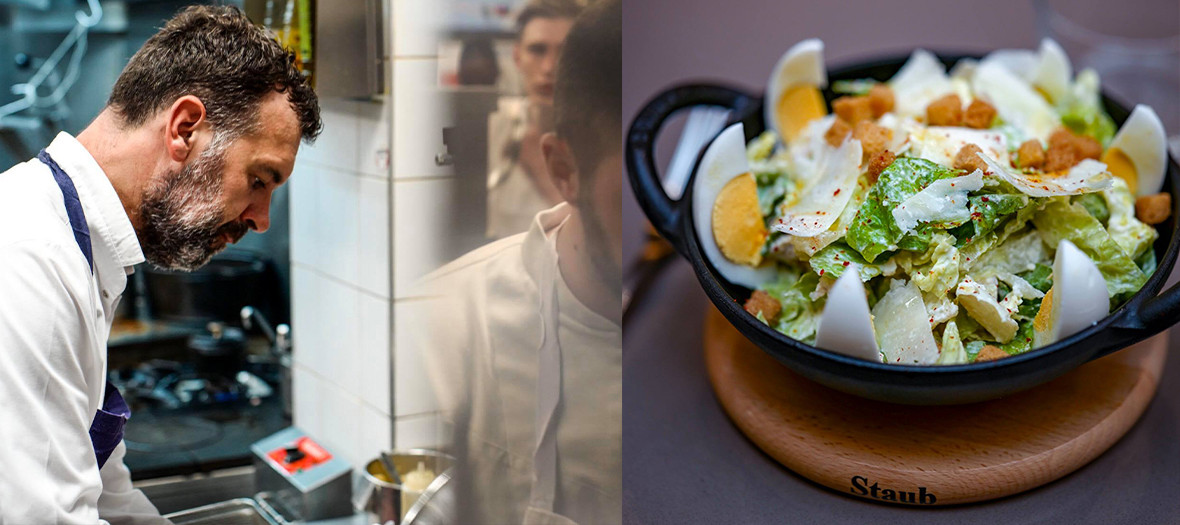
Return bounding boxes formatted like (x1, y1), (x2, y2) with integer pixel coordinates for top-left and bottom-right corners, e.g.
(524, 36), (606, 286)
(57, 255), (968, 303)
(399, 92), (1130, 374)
(815, 264), (880, 362)
(692, 122), (777, 288)
(1033, 240), (1109, 347)
(1102, 104), (1168, 197)
(764, 39), (828, 144)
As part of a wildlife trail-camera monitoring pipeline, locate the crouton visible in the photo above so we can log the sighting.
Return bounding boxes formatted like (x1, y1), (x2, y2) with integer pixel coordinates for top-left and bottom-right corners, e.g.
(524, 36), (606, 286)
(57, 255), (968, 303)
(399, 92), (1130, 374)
(824, 118), (852, 147)
(1015, 139), (1045, 170)
(744, 290), (782, 324)
(1043, 138), (1079, 172)
(963, 99), (997, 129)
(833, 95), (873, 125)
(953, 144), (987, 174)
(868, 84), (894, 117)
(866, 150), (895, 184)
(853, 120), (892, 162)
(925, 93), (963, 126)
(1074, 135), (1102, 160)
(1135, 192), (1172, 225)
(975, 345), (1009, 362)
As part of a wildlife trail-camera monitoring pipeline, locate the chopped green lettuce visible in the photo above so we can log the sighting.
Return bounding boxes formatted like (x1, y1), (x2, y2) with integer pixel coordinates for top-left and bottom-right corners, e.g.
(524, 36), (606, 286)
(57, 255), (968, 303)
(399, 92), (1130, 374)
(846, 158), (959, 262)
(810, 242), (880, 281)
(762, 271), (823, 344)
(950, 193), (1028, 246)
(1101, 178), (1157, 262)
(1018, 263), (1053, 293)
(1072, 193), (1110, 225)
(1058, 69), (1117, 147)
(1031, 199), (1148, 304)
(998, 320), (1035, 355)
(832, 78), (878, 95)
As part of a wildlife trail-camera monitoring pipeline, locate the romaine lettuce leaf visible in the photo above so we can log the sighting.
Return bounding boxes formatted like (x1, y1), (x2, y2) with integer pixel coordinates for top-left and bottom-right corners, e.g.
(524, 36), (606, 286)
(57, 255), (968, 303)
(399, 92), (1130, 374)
(1101, 178), (1157, 262)
(1072, 193), (1110, 225)
(951, 193), (1029, 246)
(846, 157), (960, 262)
(762, 271), (823, 343)
(810, 242), (880, 281)
(1058, 69), (1117, 147)
(1031, 199), (1149, 303)
(1018, 263), (1053, 293)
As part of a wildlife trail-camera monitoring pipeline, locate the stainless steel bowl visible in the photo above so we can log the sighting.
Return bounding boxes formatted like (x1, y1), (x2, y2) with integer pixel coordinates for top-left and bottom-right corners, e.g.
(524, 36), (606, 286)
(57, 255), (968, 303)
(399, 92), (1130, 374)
(354, 449), (456, 524)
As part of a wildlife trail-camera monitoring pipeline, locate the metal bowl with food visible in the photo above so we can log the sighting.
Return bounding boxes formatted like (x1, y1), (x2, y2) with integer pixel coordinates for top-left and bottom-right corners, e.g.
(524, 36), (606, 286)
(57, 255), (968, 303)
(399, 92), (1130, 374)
(627, 39), (1180, 404)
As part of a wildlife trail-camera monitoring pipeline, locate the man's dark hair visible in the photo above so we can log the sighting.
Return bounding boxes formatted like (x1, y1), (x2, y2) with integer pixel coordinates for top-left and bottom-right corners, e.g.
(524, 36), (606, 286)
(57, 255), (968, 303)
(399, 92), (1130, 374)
(515, 0), (585, 37)
(553, 0), (620, 177)
(108, 5), (321, 143)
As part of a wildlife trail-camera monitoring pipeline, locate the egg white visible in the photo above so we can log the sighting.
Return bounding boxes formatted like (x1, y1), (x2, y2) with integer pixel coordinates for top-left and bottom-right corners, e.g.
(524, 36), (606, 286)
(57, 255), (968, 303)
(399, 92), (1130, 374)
(764, 38), (826, 144)
(1034, 239), (1109, 347)
(1031, 38), (1072, 104)
(692, 122), (777, 288)
(815, 265), (881, 362)
(1108, 104), (1168, 197)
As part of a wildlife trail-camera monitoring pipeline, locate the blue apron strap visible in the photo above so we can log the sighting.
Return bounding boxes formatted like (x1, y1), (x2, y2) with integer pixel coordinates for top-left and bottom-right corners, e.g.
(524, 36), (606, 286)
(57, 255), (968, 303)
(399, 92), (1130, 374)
(37, 149), (93, 272)
(36, 149), (129, 469)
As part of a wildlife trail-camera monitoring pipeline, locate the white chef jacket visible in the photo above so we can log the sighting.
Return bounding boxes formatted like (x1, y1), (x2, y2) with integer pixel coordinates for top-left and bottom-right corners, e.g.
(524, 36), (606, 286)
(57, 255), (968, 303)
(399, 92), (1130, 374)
(0, 132), (168, 524)
(411, 203), (622, 524)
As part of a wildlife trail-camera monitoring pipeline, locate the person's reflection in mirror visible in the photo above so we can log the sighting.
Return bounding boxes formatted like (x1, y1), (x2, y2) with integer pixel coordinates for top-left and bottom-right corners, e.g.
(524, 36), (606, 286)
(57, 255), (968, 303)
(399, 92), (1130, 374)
(485, 0), (584, 240)
(457, 38), (500, 86)
(408, 1), (621, 523)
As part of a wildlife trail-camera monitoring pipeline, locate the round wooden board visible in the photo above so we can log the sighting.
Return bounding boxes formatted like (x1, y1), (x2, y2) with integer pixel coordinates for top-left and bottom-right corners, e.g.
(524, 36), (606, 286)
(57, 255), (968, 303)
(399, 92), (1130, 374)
(704, 307), (1168, 506)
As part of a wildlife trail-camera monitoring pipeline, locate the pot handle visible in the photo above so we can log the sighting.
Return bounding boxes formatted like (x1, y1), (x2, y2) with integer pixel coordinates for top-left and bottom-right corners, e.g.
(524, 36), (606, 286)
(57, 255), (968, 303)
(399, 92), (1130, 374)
(1090, 279), (1180, 359)
(626, 83), (756, 255)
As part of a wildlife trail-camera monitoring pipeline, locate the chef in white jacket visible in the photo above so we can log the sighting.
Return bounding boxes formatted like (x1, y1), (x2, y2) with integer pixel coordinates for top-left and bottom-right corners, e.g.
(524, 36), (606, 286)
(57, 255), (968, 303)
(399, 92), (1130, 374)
(411, 2), (621, 524)
(0, 6), (321, 524)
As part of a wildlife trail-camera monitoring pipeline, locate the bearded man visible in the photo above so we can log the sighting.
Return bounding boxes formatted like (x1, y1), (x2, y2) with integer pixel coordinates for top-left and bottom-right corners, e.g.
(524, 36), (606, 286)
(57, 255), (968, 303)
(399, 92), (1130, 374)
(0, 6), (320, 524)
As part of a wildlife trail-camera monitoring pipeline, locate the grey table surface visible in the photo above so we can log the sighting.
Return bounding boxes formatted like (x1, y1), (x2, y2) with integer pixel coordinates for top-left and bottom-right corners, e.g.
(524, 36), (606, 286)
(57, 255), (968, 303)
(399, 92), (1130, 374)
(621, 1), (1180, 523)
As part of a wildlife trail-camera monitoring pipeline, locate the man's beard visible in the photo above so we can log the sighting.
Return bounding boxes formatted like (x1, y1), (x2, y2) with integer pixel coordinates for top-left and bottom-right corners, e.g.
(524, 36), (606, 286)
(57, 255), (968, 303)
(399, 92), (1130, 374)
(138, 141), (247, 271)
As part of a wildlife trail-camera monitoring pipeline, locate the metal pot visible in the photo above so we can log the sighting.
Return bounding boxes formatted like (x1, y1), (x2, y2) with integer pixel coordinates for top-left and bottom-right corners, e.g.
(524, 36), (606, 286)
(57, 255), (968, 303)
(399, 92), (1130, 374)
(144, 249), (276, 327)
(354, 449), (456, 524)
(626, 53), (1180, 405)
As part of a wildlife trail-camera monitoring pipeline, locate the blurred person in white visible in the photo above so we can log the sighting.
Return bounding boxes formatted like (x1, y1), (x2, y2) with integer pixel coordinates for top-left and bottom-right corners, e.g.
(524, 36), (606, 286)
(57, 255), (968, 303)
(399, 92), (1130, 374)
(485, 0), (585, 239)
(410, 1), (621, 523)
(0, 6), (321, 524)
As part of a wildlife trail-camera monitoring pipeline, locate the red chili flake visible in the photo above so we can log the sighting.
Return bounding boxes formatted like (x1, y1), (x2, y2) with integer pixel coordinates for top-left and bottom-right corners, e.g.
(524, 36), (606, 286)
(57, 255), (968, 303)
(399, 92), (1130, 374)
(818, 269), (825, 276)
(981, 196), (989, 202)
(842, 261), (850, 267)
(971, 212), (983, 219)
(1042, 185), (1050, 190)
(834, 189), (842, 196)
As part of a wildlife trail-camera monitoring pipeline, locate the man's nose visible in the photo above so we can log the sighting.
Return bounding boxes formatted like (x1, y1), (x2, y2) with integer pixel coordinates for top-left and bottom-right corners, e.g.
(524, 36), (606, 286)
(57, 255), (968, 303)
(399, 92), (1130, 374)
(243, 195), (272, 233)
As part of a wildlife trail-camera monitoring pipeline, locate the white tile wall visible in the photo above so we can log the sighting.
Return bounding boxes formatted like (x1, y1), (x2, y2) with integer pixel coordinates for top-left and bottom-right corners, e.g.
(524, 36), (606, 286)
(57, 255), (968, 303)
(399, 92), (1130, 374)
(392, 0), (449, 58)
(393, 177), (456, 299)
(289, 94), (395, 467)
(394, 413), (444, 450)
(394, 301), (439, 417)
(291, 3), (463, 464)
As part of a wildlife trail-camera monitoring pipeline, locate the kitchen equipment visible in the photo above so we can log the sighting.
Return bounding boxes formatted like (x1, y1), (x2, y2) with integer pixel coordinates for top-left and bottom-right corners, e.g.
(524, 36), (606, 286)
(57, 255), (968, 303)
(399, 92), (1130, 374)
(188, 322), (247, 377)
(240, 306), (293, 417)
(354, 449), (456, 524)
(627, 53), (1180, 405)
(251, 427), (353, 522)
(165, 498), (281, 525)
(143, 249), (277, 327)
(703, 305), (1167, 505)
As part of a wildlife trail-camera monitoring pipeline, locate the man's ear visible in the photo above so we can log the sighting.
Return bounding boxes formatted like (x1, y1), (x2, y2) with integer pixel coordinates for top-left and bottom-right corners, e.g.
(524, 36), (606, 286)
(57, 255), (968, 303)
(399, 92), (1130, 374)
(512, 41), (523, 71)
(541, 132), (579, 205)
(165, 95), (209, 163)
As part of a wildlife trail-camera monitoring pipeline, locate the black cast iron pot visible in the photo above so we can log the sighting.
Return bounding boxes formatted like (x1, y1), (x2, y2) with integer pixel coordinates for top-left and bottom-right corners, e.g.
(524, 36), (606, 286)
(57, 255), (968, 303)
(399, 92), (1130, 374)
(627, 53), (1180, 404)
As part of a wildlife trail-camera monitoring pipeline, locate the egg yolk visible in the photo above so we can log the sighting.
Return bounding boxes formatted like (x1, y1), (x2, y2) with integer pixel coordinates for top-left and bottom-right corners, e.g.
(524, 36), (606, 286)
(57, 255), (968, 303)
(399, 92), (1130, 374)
(1101, 147), (1137, 195)
(712, 173), (767, 267)
(776, 85), (827, 143)
(1033, 287), (1054, 335)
